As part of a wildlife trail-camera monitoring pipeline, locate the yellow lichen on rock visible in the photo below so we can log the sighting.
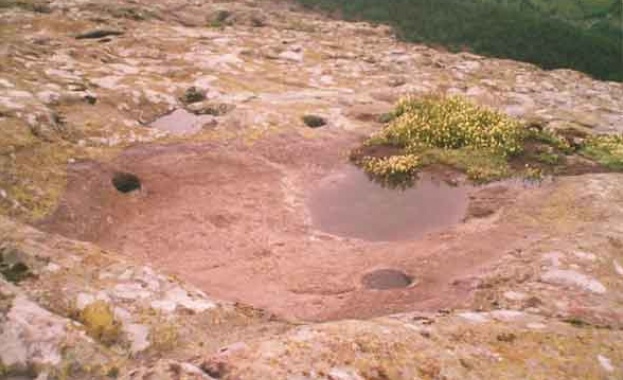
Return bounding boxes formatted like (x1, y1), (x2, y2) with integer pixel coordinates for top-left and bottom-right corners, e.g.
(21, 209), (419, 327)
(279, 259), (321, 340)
(78, 301), (122, 346)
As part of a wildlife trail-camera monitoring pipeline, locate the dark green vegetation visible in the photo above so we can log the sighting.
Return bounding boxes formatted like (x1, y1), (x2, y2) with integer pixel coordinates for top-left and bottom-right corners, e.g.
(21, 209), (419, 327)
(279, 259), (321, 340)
(181, 86), (206, 104)
(351, 95), (623, 186)
(296, 0), (622, 81)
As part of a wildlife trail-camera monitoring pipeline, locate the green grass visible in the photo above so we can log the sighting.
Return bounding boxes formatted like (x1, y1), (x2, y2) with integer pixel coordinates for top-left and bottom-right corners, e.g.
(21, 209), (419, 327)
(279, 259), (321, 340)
(580, 135), (623, 170)
(296, 0), (622, 81)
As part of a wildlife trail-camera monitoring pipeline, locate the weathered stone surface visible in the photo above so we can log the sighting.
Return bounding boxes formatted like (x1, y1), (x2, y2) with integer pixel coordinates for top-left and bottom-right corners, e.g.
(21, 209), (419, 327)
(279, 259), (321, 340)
(1, 0), (623, 378)
(541, 269), (607, 294)
(0, 295), (65, 368)
(0, 217), (286, 378)
(201, 315), (623, 379)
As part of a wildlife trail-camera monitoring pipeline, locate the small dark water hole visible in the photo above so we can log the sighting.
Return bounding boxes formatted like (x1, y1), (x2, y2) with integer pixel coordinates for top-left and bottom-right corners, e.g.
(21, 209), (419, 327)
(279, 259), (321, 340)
(362, 269), (413, 290)
(308, 165), (471, 241)
(302, 115), (327, 128)
(112, 172), (141, 193)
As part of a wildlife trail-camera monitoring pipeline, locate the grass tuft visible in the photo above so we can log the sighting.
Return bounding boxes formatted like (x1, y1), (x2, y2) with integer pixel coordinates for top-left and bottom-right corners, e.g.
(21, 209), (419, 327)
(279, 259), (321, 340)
(580, 135), (623, 170)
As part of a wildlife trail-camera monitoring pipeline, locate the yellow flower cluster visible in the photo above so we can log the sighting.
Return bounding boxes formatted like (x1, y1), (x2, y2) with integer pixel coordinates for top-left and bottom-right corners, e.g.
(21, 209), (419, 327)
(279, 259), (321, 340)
(377, 95), (524, 156)
(362, 154), (420, 177)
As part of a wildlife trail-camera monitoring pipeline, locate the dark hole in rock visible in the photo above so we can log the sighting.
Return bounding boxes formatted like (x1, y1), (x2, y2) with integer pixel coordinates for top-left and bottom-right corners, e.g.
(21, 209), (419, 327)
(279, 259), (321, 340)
(302, 115), (327, 128)
(250, 15), (267, 27)
(84, 94), (97, 104)
(75, 29), (124, 40)
(112, 172), (141, 193)
(362, 269), (413, 290)
(187, 102), (234, 116)
(216, 10), (233, 23)
(3, 372), (38, 380)
(201, 361), (227, 379)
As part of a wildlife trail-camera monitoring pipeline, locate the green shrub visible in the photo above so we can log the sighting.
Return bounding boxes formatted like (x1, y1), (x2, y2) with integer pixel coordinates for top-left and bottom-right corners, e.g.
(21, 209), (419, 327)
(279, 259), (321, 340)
(181, 87), (206, 104)
(296, 0), (622, 81)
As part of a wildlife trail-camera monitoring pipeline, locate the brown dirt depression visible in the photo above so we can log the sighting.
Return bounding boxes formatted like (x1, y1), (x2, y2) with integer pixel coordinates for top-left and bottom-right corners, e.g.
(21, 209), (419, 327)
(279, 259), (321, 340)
(38, 137), (550, 322)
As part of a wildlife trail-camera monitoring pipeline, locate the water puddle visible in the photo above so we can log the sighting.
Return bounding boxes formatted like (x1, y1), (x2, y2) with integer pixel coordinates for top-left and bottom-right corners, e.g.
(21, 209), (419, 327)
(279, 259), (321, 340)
(308, 165), (471, 241)
(149, 109), (215, 135)
(362, 269), (414, 290)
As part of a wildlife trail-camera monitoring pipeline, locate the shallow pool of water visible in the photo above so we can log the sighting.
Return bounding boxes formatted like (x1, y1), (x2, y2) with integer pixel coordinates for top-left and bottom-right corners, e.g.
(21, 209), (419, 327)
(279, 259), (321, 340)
(308, 165), (471, 241)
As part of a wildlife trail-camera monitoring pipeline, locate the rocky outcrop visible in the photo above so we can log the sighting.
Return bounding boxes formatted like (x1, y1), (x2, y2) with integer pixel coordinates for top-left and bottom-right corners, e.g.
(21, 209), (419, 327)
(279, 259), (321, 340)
(0, 216), (287, 378)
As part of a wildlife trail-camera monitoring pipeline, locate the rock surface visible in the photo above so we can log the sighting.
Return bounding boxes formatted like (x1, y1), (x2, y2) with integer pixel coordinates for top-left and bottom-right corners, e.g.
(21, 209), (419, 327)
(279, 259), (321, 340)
(1, 0), (622, 379)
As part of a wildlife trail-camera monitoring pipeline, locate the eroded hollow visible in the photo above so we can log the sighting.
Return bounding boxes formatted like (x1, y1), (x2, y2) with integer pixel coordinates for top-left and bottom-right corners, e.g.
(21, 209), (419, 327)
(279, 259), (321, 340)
(40, 147), (528, 321)
(362, 269), (413, 290)
(112, 172), (141, 193)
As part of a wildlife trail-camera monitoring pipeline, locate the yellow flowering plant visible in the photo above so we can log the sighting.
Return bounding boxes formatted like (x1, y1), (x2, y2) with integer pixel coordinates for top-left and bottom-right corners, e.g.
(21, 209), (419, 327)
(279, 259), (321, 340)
(358, 95), (524, 183)
(354, 94), (623, 185)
